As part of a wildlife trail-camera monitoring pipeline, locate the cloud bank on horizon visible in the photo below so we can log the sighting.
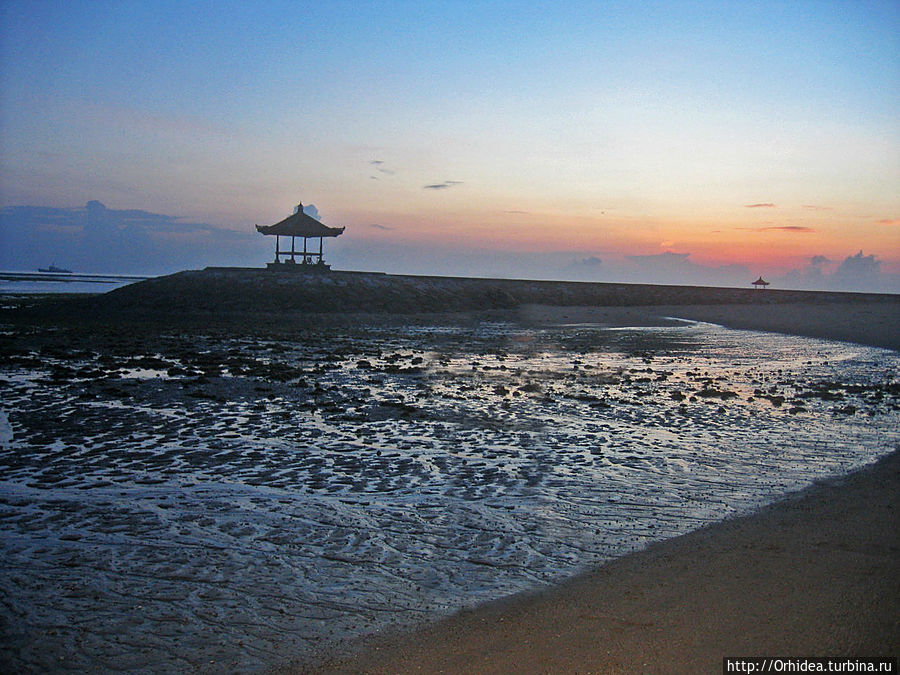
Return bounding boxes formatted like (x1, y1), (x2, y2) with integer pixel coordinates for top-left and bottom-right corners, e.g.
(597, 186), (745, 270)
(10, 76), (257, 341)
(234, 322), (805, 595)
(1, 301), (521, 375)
(2, 200), (897, 293)
(0, 1), (897, 289)
(0, 201), (270, 275)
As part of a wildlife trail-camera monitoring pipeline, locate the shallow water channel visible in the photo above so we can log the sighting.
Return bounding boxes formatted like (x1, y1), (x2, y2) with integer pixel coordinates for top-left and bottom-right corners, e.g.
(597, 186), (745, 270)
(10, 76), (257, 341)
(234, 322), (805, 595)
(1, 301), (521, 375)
(1, 319), (898, 672)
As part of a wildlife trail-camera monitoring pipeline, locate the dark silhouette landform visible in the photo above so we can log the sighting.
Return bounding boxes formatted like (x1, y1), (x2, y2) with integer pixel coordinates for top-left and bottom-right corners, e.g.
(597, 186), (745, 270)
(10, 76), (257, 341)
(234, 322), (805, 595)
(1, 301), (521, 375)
(6, 266), (899, 349)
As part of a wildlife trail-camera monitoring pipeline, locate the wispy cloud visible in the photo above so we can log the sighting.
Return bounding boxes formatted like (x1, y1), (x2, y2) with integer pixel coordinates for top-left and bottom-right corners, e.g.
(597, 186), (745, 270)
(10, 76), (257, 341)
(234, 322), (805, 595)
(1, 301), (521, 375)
(803, 205), (832, 211)
(760, 225), (815, 233)
(744, 203), (776, 208)
(876, 218), (899, 226)
(503, 209), (530, 214)
(424, 180), (464, 190)
(369, 160), (395, 175)
(737, 225), (816, 233)
(75, 100), (234, 139)
(369, 223), (393, 230)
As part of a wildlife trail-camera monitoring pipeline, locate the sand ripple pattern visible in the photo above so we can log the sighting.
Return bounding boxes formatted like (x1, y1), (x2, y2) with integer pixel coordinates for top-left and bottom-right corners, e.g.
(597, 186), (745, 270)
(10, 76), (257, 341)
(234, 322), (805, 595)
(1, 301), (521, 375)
(1, 321), (898, 672)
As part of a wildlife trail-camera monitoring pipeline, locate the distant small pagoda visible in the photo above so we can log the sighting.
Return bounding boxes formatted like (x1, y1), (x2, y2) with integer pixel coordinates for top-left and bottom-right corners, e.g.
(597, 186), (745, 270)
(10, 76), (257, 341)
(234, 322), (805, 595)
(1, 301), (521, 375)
(256, 202), (345, 270)
(751, 276), (770, 289)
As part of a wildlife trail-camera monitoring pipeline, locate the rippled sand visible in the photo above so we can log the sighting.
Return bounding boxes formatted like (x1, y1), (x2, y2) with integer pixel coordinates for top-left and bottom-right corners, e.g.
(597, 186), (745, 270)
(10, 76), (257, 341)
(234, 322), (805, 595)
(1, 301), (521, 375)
(1, 317), (898, 672)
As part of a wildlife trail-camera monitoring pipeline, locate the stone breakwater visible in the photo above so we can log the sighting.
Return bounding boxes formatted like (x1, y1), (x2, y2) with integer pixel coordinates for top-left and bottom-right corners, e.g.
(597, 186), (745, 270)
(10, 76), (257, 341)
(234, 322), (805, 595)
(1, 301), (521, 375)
(23, 267), (899, 322)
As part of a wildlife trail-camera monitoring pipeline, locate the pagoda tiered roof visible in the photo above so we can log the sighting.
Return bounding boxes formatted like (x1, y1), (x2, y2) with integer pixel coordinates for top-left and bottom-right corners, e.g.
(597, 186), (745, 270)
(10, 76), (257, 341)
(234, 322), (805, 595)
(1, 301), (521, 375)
(255, 205), (345, 238)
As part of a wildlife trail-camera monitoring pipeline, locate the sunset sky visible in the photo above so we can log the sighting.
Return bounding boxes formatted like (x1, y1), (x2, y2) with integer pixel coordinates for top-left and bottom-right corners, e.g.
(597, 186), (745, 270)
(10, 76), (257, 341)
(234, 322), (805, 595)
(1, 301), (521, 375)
(1, 0), (898, 289)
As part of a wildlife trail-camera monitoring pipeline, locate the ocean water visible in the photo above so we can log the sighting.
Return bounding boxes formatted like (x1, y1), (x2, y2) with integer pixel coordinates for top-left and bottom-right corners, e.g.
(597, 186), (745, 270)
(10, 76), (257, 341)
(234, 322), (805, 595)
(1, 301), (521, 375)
(0, 271), (146, 297)
(0, 319), (897, 672)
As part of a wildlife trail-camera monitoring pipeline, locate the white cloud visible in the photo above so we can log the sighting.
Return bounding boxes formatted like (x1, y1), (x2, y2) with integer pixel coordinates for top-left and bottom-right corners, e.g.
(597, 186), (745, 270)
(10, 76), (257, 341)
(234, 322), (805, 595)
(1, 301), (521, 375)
(301, 204), (321, 221)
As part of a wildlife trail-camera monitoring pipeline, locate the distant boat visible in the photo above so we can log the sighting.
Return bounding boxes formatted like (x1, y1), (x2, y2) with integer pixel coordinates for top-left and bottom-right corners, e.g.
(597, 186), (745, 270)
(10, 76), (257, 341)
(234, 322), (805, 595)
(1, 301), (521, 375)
(38, 265), (73, 274)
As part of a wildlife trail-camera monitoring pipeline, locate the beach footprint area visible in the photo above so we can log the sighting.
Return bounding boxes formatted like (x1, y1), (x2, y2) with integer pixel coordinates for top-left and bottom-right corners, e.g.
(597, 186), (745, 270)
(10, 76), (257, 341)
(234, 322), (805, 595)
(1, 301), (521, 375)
(1, 319), (898, 672)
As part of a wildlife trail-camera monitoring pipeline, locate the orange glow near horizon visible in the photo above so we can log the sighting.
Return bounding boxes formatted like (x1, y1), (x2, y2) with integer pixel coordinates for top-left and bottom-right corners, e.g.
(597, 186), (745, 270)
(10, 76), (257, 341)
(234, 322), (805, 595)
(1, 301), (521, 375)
(3, 2), (898, 290)
(333, 199), (900, 275)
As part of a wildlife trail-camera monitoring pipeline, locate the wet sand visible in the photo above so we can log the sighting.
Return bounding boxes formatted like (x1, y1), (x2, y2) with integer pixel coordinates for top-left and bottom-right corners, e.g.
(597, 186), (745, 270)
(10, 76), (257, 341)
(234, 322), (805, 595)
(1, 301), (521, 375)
(667, 302), (900, 351)
(310, 450), (900, 674)
(514, 302), (900, 351)
(303, 299), (899, 673)
(2, 274), (897, 672)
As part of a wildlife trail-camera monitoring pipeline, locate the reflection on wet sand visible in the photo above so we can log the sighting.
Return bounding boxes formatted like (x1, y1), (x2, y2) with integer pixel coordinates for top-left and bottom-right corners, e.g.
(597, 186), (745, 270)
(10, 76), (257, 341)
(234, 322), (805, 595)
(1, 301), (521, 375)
(1, 320), (898, 672)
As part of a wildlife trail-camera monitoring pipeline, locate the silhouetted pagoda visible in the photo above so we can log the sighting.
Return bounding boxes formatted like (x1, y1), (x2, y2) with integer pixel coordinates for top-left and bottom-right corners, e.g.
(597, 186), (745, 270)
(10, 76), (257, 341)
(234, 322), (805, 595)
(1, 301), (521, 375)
(256, 202), (345, 270)
(751, 276), (770, 289)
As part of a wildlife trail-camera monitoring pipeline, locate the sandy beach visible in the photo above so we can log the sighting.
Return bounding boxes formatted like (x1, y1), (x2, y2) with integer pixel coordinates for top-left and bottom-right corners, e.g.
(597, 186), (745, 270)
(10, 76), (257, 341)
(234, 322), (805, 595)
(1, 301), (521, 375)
(1, 271), (897, 673)
(514, 301), (900, 351)
(314, 450), (898, 674)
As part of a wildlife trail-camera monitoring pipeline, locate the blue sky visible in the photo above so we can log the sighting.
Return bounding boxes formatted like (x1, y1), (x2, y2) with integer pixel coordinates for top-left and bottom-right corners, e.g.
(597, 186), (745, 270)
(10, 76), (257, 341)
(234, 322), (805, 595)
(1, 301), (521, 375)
(1, 1), (898, 289)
